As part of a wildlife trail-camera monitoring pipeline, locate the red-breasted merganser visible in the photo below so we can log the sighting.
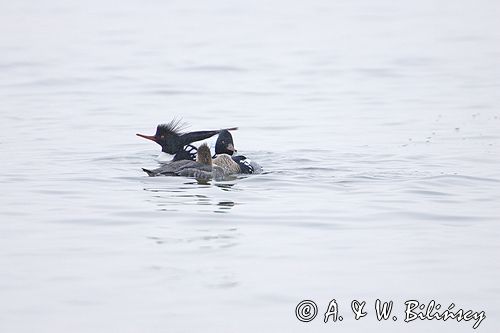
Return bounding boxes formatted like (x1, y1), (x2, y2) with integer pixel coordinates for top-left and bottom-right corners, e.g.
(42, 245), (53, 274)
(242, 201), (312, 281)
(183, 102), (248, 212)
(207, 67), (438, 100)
(142, 144), (232, 180)
(213, 129), (262, 174)
(136, 119), (238, 162)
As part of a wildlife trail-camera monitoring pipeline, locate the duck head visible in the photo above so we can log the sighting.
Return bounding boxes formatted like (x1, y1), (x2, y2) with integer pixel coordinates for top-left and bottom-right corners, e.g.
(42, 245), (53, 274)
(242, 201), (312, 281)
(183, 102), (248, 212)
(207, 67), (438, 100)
(137, 119), (238, 155)
(196, 143), (212, 166)
(215, 129), (237, 156)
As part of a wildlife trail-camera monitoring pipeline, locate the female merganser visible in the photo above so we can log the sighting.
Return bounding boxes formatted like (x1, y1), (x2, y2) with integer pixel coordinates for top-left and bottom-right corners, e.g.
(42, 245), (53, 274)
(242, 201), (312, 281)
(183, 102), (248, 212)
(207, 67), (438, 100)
(142, 144), (232, 181)
(213, 154), (241, 174)
(136, 119), (238, 162)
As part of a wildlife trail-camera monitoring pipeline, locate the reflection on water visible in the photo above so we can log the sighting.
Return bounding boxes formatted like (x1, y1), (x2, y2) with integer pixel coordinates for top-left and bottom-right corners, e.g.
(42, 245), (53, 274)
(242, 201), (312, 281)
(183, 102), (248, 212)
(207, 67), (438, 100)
(143, 183), (238, 213)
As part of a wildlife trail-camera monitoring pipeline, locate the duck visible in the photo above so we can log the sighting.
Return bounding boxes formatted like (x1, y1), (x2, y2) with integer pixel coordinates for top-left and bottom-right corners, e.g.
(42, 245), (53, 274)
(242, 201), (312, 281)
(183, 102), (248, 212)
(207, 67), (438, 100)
(213, 129), (262, 174)
(136, 119), (238, 162)
(142, 143), (232, 181)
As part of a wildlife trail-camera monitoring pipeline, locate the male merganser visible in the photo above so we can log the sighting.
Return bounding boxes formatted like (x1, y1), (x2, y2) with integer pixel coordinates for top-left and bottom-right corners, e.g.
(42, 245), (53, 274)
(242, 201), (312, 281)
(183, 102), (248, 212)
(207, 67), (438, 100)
(142, 144), (231, 181)
(213, 129), (262, 174)
(136, 119), (238, 162)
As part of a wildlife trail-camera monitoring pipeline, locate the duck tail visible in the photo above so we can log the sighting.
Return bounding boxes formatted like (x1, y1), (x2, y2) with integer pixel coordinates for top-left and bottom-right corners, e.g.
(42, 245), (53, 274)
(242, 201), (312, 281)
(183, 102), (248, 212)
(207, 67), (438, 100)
(142, 168), (156, 177)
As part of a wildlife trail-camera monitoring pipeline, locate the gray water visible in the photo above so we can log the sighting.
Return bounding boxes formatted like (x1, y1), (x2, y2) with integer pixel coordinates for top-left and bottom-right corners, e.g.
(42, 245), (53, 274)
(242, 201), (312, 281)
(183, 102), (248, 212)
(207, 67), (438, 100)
(1, 0), (499, 332)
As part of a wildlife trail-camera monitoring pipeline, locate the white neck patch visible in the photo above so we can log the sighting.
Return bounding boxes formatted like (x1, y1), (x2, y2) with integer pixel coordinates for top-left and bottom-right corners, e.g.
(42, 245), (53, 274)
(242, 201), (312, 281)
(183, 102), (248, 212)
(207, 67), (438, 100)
(157, 152), (174, 162)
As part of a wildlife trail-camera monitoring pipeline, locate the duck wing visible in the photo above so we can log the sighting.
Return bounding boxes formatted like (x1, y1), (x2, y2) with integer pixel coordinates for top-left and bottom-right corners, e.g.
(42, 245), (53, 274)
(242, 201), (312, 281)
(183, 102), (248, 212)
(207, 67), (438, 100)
(231, 155), (262, 174)
(143, 160), (209, 177)
(176, 167), (214, 180)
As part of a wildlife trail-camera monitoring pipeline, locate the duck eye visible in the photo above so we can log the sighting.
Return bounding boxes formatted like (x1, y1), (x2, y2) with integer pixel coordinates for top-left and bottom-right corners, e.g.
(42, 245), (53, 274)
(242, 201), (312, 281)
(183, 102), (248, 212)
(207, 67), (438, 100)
(160, 135), (165, 139)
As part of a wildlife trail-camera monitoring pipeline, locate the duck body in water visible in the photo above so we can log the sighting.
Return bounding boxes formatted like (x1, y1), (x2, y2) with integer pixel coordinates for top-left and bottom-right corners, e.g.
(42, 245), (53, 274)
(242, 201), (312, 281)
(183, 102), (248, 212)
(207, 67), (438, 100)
(138, 119), (262, 175)
(213, 130), (262, 174)
(142, 144), (232, 181)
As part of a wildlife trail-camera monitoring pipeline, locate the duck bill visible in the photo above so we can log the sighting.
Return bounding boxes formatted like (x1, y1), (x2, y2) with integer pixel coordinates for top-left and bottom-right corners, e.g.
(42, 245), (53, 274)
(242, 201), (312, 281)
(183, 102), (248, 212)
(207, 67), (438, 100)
(136, 133), (158, 142)
(227, 143), (237, 153)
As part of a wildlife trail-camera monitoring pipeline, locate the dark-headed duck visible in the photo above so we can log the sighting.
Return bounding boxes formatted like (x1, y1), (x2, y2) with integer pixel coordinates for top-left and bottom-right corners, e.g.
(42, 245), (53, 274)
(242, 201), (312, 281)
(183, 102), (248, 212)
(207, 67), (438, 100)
(137, 119), (237, 162)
